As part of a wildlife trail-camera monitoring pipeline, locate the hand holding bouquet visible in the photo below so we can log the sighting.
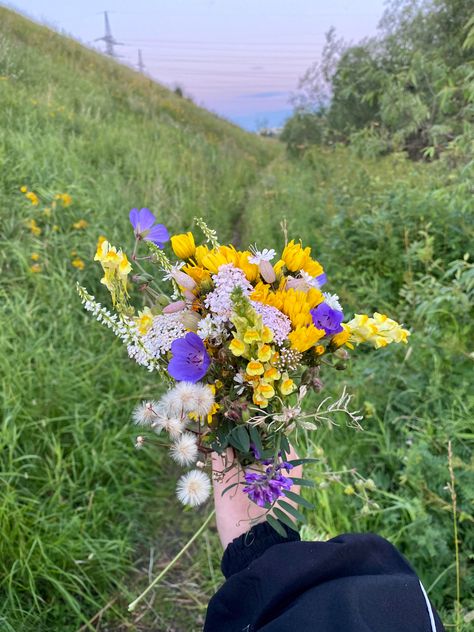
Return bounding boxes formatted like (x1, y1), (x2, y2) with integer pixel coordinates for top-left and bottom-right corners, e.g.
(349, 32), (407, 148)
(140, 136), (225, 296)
(78, 209), (409, 535)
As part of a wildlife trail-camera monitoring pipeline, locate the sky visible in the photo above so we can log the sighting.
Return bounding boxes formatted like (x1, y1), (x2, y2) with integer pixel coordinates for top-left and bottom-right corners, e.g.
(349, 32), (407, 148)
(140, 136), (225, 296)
(7, 0), (388, 130)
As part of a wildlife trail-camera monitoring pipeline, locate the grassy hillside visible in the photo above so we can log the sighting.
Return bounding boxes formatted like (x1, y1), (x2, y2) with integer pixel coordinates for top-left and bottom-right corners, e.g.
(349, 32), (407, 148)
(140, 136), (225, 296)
(1, 6), (472, 632)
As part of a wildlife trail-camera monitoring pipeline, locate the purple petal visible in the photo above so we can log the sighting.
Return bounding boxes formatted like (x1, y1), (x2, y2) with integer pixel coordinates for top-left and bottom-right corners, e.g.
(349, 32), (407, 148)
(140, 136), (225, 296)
(144, 223), (170, 246)
(315, 272), (327, 288)
(137, 208), (156, 232)
(184, 332), (206, 352)
(129, 208), (140, 230)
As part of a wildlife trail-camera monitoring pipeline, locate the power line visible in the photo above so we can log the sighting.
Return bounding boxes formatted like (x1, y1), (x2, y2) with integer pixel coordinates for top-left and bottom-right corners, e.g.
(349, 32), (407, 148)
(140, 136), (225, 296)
(94, 11), (124, 57)
(137, 49), (145, 73)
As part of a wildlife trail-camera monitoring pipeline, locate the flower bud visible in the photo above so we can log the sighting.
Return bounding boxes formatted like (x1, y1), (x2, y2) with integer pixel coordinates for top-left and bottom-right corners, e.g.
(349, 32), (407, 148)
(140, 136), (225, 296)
(179, 310), (202, 332)
(172, 270), (196, 290)
(259, 260), (276, 284)
(163, 300), (187, 314)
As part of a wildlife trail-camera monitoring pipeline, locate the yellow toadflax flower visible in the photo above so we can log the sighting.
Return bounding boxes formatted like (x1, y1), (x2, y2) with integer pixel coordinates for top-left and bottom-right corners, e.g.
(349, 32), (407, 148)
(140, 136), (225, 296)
(55, 193), (73, 207)
(31, 252), (40, 262)
(171, 232), (196, 259)
(347, 313), (409, 348)
(94, 238), (132, 308)
(135, 307), (154, 335)
(71, 257), (85, 270)
(25, 191), (40, 206)
(26, 219), (41, 236)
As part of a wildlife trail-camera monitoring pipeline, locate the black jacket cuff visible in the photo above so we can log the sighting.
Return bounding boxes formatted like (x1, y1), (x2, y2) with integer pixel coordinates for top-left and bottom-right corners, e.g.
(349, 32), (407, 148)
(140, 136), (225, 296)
(221, 520), (300, 578)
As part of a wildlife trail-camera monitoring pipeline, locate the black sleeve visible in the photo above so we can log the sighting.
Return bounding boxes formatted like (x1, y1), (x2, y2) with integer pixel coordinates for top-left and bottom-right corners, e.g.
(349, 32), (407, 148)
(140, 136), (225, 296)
(204, 523), (445, 632)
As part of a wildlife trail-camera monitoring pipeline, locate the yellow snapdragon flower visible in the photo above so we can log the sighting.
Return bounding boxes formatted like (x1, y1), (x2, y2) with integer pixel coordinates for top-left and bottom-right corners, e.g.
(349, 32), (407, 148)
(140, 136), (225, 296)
(347, 313), (410, 348)
(135, 307), (154, 335)
(94, 239), (132, 307)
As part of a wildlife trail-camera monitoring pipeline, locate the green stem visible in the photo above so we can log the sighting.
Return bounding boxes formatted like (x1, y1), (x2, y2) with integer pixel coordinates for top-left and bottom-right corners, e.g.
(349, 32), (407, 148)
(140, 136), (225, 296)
(127, 509), (216, 612)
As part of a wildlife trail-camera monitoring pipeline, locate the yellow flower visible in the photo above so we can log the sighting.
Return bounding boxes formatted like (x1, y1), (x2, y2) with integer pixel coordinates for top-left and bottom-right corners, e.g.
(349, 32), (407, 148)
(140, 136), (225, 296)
(236, 250), (259, 282)
(135, 307), (154, 335)
(256, 381), (275, 399)
(347, 314), (377, 344)
(43, 207), (52, 218)
(280, 373), (296, 395)
(171, 232), (196, 259)
(247, 360), (264, 376)
(257, 344), (272, 362)
(200, 245), (238, 273)
(52, 224), (60, 232)
(94, 239), (132, 306)
(31, 252), (40, 261)
(183, 264), (211, 285)
(302, 257), (324, 278)
(344, 485), (355, 496)
(71, 257), (85, 270)
(281, 240), (310, 271)
(347, 313), (409, 348)
(20, 185), (28, 193)
(55, 193), (72, 207)
(331, 324), (352, 348)
(264, 366), (281, 381)
(252, 283), (323, 329)
(30, 263), (42, 273)
(253, 392), (269, 407)
(288, 325), (325, 352)
(261, 326), (273, 343)
(243, 329), (261, 344)
(314, 345), (325, 355)
(26, 219), (41, 236)
(73, 219), (88, 230)
(26, 191), (39, 206)
(229, 337), (247, 356)
(194, 244), (210, 266)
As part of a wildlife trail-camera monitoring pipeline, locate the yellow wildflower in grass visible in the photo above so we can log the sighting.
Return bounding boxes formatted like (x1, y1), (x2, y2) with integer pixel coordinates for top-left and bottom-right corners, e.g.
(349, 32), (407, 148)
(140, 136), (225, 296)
(288, 324), (325, 352)
(52, 224), (60, 232)
(135, 307), (154, 335)
(73, 219), (88, 230)
(55, 193), (73, 207)
(20, 185), (28, 193)
(71, 257), (85, 270)
(171, 232), (196, 259)
(26, 219), (41, 236)
(30, 263), (42, 273)
(25, 191), (40, 206)
(30, 253), (40, 262)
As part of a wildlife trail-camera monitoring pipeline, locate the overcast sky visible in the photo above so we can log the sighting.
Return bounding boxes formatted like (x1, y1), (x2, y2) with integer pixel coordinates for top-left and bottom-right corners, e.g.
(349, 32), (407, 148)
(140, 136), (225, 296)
(7, 0), (388, 130)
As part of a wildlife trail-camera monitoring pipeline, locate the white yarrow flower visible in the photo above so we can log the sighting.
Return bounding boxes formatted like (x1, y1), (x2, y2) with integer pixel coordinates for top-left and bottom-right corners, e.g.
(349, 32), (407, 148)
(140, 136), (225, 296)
(170, 432), (198, 466)
(248, 246), (276, 265)
(132, 400), (160, 426)
(323, 292), (343, 312)
(176, 470), (211, 507)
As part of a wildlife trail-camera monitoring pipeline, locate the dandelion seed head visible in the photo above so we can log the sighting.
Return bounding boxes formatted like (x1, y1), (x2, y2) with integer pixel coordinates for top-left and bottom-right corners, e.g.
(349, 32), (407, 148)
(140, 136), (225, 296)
(176, 470), (211, 507)
(161, 416), (185, 439)
(132, 400), (160, 426)
(170, 432), (198, 466)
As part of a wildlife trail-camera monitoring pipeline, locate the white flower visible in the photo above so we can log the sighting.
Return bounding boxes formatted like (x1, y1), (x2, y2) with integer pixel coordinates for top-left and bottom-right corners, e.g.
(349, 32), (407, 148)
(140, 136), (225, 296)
(323, 292), (343, 312)
(162, 382), (215, 417)
(233, 372), (246, 395)
(197, 314), (228, 344)
(162, 261), (184, 282)
(176, 470), (211, 507)
(132, 400), (160, 426)
(157, 416), (184, 439)
(248, 246), (276, 265)
(299, 270), (323, 288)
(170, 432), (198, 466)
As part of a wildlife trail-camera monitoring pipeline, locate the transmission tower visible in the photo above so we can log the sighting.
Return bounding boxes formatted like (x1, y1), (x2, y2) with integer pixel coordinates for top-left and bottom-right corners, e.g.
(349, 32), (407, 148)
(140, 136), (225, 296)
(137, 49), (145, 73)
(95, 11), (123, 57)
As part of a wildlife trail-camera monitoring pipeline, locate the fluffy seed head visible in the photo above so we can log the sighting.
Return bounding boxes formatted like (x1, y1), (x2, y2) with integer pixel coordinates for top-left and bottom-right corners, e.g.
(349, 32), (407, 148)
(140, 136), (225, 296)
(132, 400), (160, 426)
(163, 382), (215, 417)
(176, 470), (211, 507)
(170, 432), (198, 466)
(159, 416), (185, 439)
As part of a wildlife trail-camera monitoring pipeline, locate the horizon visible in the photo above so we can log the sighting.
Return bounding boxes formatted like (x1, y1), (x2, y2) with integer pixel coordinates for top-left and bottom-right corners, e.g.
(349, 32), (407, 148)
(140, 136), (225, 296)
(7, 0), (388, 131)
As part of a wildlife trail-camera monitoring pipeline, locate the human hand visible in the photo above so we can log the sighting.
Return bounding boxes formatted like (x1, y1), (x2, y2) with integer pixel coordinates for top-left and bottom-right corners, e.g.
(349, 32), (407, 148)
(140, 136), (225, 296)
(211, 447), (303, 549)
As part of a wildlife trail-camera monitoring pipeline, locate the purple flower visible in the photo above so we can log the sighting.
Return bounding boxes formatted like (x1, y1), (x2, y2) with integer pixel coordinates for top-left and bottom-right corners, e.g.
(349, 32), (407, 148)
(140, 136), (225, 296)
(129, 208), (169, 247)
(243, 462), (294, 507)
(311, 302), (344, 336)
(167, 332), (211, 382)
(315, 272), (327, 288)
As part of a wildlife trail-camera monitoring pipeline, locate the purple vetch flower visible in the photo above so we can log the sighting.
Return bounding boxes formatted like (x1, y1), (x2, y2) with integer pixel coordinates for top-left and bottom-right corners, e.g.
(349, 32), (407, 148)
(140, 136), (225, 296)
(311, 302), (344, 336)
(243, 462), (294, 507)
(167, 332), (211, 382)
(129, 208), (169, 247)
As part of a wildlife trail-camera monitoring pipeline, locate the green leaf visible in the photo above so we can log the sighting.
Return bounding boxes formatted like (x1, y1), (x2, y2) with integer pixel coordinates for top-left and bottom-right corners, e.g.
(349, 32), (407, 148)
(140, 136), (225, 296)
(290, 477), (316, 488)
(288, 458), (320, 466)
(235, 426), (250, 453)
(273, 508), (298, 531)
(228, 432), (243, 452)
(280, 434), (290, 455)
(249, 425), (263, 454)
(266, 515), (287, 538)
(220, 482), (241, 497)
(284, 489), (314, 509)
(278, 500), (307, 523)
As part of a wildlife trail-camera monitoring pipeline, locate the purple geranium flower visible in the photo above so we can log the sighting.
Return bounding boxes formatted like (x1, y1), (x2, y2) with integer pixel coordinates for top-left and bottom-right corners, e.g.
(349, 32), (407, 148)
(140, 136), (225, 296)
(129, 208), (169, 247)
(311, 302), (344, 336)
(168, 332), (211, 382)
(243, 461), (294, 507)
(315, 272), (327, 288)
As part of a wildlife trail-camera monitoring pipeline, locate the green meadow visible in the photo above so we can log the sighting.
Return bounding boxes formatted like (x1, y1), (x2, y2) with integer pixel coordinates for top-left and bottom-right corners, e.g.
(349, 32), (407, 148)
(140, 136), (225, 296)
(1, 7), (472, 631)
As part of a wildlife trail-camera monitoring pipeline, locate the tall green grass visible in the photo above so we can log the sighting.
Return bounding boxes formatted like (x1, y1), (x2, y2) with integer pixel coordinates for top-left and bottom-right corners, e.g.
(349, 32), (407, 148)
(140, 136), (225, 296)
(0, 7), (472, 631)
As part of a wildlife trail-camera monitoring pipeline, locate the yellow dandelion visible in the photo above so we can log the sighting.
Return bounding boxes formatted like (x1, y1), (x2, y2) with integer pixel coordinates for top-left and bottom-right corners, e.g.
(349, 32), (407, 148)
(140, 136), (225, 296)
(26, 219), (41, 236)
(72, 219), (88, 230)
(30, 252), (40, 262)
(30, 263), (42, 273)
(71, 257), (85, 270)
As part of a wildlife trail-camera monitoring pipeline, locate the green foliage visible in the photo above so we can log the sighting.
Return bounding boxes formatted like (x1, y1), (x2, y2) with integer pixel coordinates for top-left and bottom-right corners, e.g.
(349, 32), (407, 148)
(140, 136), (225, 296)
(285, 0), (474, 159)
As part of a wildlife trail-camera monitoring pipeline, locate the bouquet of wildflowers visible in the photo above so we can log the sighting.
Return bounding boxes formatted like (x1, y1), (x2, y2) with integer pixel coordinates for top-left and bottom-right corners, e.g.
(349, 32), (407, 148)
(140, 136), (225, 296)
(78, 208), (409, 534)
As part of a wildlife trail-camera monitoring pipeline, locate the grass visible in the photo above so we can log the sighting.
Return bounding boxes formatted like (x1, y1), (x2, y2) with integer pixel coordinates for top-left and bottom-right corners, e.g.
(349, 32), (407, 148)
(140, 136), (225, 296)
(1, 6), (473, 631)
